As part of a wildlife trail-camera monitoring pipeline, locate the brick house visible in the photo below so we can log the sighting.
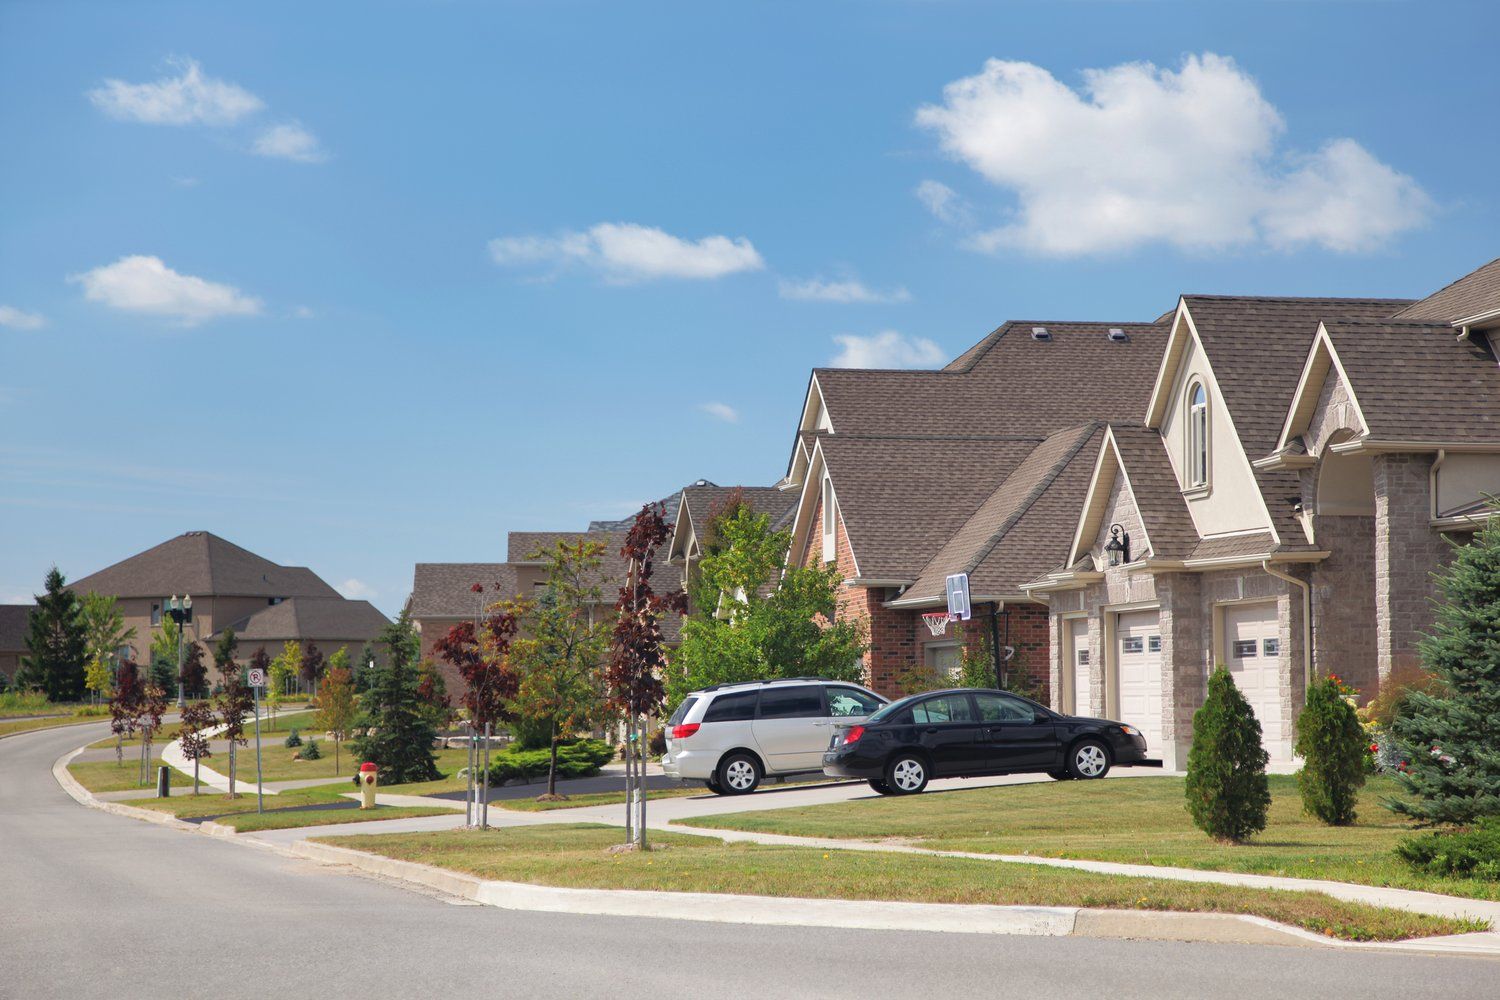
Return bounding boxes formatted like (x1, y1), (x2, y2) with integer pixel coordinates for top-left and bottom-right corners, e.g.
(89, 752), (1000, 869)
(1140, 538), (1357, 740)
(778, 319), (1169, 699)
(65, 531), (391, 671)
(0, 604), (30, 682)
(1023, 260), (1500, 768)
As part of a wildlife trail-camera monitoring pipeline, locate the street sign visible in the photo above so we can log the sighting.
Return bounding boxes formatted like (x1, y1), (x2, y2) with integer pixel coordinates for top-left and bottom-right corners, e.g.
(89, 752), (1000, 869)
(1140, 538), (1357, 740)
(247, 667), (266, 688)
(945, 572), (972, 621)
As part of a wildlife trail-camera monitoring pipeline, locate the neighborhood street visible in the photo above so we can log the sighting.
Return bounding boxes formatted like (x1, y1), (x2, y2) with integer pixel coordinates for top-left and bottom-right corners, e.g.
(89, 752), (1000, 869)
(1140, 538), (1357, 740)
(4, 722), (1497, 1000)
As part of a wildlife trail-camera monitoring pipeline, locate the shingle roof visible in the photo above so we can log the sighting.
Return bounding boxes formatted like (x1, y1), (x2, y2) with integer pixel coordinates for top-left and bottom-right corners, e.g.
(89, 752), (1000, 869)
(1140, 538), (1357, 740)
(1394, 258), (1500, 323)
(1188, 533), (1278, 561)
(225, 597), (390, 644)
(69, 531), (342, 600)
(1109, 426), (1199, 560)
(1181, 296), (1413, 457)
(586, 482), (702, 531)
(408, 563), (522, 619)
(900, 424), (1104, 602)
(1321, 320), (1500, 443)
(681, 485), (799, 537)
(819, 434), (1042, 581)
(0, 605), (31, 652)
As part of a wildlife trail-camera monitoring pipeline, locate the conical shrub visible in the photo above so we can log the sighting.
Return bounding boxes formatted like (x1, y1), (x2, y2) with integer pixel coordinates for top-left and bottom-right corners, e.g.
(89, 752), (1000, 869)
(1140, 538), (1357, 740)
(1186, 666), (1270, 842)
(1295, 675), (1366, 825)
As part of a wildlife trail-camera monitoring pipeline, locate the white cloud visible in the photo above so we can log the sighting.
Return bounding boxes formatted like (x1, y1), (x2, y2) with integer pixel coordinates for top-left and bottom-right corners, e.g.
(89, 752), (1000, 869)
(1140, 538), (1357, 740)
(914, 179), (971, 225)
(337, 578), (377, 600)
(252, 122), (327, 163)
(699, 402), (740, 423)
(87, 57), (264, 126)
(488, 223), (764, 282)
(915, 53), (1430, 256)
(291, 305), (315, 319)
(70, 255), (262, 326)
(779, 277), (911, 304)
(830, 330), (946, 369)
(0, 306), (45, 331)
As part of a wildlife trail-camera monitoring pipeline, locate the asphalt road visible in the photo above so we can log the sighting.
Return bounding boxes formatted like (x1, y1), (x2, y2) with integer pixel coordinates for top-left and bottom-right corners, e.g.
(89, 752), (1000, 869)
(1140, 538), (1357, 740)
(2, 723), (1496, 1000)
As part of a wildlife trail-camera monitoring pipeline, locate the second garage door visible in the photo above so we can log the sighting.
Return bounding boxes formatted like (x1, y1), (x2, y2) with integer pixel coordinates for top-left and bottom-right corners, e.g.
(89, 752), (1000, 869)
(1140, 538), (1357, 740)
(1068, 618), (1091, 715)
(1224, 602), (1289, 763)
(1116, 610), (1163, 753)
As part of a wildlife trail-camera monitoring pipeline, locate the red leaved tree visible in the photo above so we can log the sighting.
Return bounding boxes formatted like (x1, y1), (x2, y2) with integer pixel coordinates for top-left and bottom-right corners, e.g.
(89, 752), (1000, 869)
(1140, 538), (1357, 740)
(607, 503), (687, 846)
(109, 660), (144, 766)
(301, 642), (325, 697)
(179, 641), (208, 699)
(178, 700), (215, 795)
(433, 596), (521, 731)
(138, 680), (169, 785)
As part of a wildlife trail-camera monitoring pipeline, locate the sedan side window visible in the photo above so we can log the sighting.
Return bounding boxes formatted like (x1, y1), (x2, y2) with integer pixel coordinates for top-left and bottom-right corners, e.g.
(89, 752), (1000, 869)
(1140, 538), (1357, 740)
(911, 694), (975, 724)
(827, 686), (883, 717)
(756, 685), (825, 719)
(973, 692), (1035, 724)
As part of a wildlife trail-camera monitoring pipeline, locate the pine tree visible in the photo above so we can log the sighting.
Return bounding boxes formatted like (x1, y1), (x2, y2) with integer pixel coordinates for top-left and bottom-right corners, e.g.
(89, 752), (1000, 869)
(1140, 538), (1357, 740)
(1390, 514), (1500, 825)
(1296, 675), (1367, 825)
(1185, 666), (1270, 842)
(351, 610), (439, 784)
(17, 568), (87, 701)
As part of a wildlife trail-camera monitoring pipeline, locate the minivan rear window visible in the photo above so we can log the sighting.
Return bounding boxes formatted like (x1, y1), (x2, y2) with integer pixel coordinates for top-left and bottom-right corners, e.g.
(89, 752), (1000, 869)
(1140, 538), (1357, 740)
(703, 690), (758, 723)
(668, 697), (698, 727)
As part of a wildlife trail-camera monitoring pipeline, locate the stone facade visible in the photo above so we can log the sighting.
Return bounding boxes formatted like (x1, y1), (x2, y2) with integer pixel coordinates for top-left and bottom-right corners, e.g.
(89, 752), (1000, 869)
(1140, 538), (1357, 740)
(1373, 453), (1450, 681)
(1307, 514), (1378, 697)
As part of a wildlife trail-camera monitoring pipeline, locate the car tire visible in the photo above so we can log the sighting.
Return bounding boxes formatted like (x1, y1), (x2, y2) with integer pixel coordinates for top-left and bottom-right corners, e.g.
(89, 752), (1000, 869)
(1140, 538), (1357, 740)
(884, 753), (930, 795)
(1047, 770), (1073, 781)
(716, 753), (762, 795)
(1067, 739), (1111, 780)
(704, 776), (724, 794)
(868, 779), (893, 795)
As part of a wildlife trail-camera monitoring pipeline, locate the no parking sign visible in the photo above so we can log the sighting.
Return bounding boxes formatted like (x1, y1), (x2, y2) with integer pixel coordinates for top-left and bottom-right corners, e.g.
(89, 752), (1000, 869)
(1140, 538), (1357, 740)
(247, 667), (266, 688)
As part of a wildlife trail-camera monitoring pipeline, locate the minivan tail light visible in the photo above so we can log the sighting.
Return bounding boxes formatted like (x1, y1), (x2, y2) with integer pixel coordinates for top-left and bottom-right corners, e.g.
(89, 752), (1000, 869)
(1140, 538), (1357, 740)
(842, 725), (865, 745)
(671, 723), (700, 740)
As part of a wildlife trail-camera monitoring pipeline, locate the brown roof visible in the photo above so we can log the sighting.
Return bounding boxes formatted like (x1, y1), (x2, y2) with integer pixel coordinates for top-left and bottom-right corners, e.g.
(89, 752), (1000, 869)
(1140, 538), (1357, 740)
(1181, 296), (1413, 457)
(1109, 426), (1199, 560)
(1188, 533), (1278, 561)
(1394, 258), (1500, 323)
(1321, 320), (1500, 443)
(901, 424), (1104, 602)
(0, 604), (31, 653)
(681, 485), (799, 537)
(408, 563), (522, 619)
(225, 597), (390, 645)
(69, 531), (341, 600)
(819, 434), (1041, 581)
(586, 482), (700, 530)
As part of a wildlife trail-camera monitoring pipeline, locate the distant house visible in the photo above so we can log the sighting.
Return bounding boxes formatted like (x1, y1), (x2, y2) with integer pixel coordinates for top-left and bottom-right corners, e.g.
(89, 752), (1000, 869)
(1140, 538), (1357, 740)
(0, 604), (30, 682)
(67, 531), (391, 671)
(665, 483), (799, 613)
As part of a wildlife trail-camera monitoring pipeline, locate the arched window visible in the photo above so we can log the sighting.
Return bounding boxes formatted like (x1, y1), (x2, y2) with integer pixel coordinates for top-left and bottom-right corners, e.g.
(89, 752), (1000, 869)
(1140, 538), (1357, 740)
(1187, 382), (1209, 488)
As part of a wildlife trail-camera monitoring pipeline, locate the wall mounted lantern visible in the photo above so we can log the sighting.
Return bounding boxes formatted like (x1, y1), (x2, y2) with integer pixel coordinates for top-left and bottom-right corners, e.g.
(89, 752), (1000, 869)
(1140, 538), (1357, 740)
(1104, 524), (1131, 567)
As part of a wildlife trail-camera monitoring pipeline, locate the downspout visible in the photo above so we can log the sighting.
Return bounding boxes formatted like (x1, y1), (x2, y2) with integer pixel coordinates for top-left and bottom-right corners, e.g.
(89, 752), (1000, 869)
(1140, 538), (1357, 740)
(1261, 559), (1312, 702)
(1430, 448), (1447, 520)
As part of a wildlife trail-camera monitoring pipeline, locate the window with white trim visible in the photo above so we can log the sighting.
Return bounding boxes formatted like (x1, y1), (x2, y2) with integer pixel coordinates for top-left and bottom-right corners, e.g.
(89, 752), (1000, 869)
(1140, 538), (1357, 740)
(821, 475), (836, 563)
(1187, 382), (1209, 488)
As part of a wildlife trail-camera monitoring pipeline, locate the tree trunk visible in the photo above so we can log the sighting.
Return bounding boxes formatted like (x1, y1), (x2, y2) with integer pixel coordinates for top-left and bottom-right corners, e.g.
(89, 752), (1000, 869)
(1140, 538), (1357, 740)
(334, 737), (340, 776)
(547, 725), (560, 797)
(229, 740), (236, 799)
(193, 757), (200, 795)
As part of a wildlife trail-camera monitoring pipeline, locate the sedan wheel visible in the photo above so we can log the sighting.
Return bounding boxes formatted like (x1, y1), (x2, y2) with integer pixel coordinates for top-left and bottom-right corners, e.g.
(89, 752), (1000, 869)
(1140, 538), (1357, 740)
(1068, 740), (1111, 780)
(885, 755), (929, 795)
(717, 753), (761, 795)
(868, 779), (893, 795)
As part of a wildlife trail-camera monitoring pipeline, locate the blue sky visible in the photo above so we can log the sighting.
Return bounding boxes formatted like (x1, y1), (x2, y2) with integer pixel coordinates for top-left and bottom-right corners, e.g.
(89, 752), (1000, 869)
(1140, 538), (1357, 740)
(2, 0), (1496, 616)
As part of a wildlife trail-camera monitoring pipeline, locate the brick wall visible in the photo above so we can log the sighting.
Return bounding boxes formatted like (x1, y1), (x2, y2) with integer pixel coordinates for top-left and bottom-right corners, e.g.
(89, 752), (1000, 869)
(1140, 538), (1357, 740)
(1309, 514), (1378, 698)
(1373, 454), (1448, 681)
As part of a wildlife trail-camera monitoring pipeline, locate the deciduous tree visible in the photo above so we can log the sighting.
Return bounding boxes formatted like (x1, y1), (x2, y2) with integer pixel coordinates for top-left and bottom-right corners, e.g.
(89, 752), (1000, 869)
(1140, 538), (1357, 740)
(177, 700), (215, 795)
(314, 661), (357, 775)
(179, 641), (208, 699)
(268, 640), (300, 727)
(108, 660), (143, 766)
(79, 592), (134, 704)
(212, 629), (251, 798)
(301, 642), (326, 697)
(433, 596), (521, 732)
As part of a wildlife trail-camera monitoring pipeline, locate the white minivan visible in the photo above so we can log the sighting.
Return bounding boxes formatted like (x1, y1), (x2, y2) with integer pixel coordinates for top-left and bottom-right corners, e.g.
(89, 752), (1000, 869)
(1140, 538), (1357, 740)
(660, 677), (888, 794)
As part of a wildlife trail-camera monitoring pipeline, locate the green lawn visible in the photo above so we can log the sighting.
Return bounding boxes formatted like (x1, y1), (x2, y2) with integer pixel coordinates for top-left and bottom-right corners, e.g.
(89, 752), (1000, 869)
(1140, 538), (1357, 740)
(69, 757), (169, 793)
(681, 775), (1500, 901)
(88, 720), (189, 749)
(0, 715), (100, 738)
(495, 785), (708, 812)
(316, 823), (1482, 942)
(127, 782), (451, 830)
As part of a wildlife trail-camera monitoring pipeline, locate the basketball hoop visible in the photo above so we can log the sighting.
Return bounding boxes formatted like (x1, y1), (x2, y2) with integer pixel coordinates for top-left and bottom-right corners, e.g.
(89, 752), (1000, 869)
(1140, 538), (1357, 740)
(922, 611), (956, 637)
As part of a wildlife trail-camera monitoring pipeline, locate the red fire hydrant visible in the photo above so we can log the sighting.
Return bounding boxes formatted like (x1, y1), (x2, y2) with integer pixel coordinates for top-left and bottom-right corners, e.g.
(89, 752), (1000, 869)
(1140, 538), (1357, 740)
(359, 762), (378, 809)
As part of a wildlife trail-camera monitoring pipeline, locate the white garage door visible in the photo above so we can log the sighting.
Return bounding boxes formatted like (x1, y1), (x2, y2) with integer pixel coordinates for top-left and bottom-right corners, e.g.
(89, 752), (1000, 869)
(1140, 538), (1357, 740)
(1116, 610), (1163, 752)
(1224, 603), (1288, 763)
(1068, 618), (1091, 716)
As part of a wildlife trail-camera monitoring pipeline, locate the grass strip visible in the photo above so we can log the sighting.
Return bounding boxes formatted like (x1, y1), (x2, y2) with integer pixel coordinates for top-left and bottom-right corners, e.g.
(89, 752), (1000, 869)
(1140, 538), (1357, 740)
(495, 786), (707, 812)
(315, 823), (1482, 942)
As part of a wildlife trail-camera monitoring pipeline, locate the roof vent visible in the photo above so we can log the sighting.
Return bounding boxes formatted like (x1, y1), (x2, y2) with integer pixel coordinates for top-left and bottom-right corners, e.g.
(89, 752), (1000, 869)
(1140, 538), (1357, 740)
(1030, 326), (1051, 342)
(1108, 328), (1130, 343)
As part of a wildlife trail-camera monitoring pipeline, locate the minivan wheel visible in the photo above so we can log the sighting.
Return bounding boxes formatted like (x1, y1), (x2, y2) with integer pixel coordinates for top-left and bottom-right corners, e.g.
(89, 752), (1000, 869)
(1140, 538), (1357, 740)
(717, 753), (762, 795)
(704, 776), (724, 794)
(1067, 739), (1111, 780)
(885, 754), (929, 795)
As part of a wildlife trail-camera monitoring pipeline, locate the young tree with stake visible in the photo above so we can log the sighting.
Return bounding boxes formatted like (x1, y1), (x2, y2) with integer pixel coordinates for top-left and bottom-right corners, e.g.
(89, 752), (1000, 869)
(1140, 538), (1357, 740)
(80, 592), (134, 705)
(212, 630), (251, 798)
(179, 641), (208, 700)
(314, 661), (357, 775)
(268, 640), (300, 728)
(108, 661), (144, 766)
(177, 700), (215, 794)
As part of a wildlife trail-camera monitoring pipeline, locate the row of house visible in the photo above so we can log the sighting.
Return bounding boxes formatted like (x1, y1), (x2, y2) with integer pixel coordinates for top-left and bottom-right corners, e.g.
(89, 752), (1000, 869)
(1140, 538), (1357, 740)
(0, 531), (393, 680)
(734, 257), (1500, 769)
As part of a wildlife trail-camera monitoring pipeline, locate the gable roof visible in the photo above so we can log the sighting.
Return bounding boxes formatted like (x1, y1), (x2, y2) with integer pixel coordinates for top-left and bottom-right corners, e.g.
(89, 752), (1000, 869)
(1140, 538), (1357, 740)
(409, 563), (521, 619)
(682, 485), (798, 536)
(895, 423), (1104, 605)
(69, 532), (342, 600)
(0, 605), (31, 653)
(1394, 258), (1500, 325)
(586, 482), (701, 531)
(225, 597), (390, 645)
(1105, 426), (1201, 560)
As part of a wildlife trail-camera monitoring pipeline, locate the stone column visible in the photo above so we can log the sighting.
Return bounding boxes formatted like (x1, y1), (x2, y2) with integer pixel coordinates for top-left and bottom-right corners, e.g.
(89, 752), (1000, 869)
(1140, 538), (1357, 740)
(1373, 454), (1447, 682)
(1155, 571), (1203, 771)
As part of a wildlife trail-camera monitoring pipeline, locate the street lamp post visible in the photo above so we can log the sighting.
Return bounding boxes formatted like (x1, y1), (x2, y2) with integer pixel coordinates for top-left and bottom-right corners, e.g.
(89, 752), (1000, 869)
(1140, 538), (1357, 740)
(166, 594), (193, 708)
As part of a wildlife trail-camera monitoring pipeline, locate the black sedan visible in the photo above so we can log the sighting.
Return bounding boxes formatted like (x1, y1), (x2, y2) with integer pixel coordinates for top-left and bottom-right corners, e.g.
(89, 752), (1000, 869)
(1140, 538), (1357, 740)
(822, 688), (1162, 794)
